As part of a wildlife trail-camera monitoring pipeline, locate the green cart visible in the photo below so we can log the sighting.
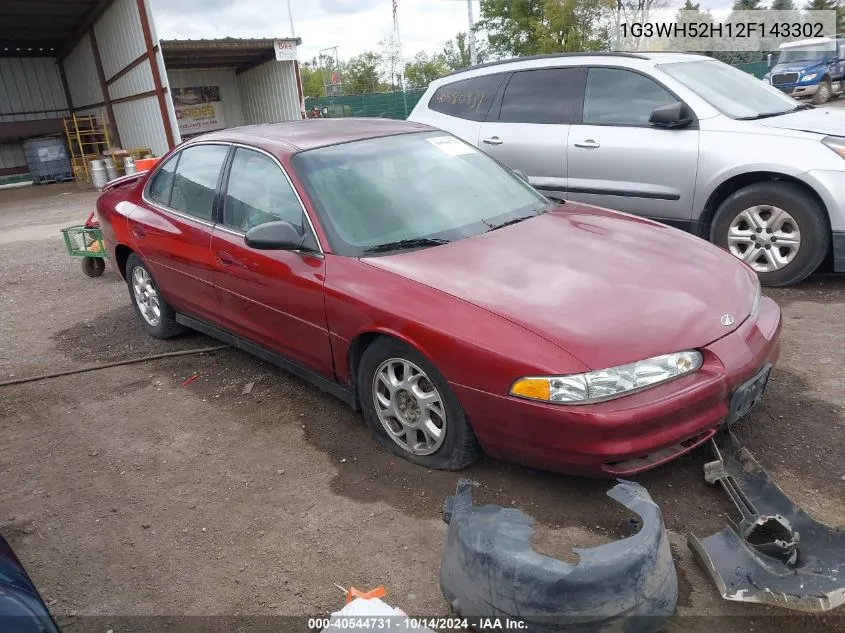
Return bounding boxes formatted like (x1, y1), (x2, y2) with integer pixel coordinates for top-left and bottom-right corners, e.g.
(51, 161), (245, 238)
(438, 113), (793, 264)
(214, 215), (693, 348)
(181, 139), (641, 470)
(61, 212), (107, 278)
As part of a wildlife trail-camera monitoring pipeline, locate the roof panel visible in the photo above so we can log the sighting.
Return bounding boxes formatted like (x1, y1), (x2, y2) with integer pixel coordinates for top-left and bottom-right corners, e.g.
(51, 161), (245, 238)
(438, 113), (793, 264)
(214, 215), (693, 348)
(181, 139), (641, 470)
(0, 0), (111, 56)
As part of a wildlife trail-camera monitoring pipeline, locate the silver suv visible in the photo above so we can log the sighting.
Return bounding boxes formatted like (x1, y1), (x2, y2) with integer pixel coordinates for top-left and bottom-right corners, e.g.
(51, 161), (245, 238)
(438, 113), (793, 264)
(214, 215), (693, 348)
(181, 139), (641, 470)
(408, 52), (845, 286)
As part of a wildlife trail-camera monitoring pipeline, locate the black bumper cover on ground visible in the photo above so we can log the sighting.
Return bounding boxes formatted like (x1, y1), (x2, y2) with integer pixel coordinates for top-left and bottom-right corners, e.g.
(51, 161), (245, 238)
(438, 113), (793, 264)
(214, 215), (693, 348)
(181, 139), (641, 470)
(689, 433), (845, 612)
(439, 480), (677, 633)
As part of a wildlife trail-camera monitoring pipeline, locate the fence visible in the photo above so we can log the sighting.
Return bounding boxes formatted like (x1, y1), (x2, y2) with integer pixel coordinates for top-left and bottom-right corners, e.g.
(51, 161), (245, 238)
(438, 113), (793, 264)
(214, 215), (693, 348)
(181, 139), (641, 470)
(732, 60), (770, 79)
(304, 88), (427, 120)
(305, 61), (770, 121)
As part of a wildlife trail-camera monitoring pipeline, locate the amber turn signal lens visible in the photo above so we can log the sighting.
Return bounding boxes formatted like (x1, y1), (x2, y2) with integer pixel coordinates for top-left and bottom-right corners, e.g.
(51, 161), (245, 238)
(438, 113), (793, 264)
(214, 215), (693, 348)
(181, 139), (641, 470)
(510, 378), (551, 401)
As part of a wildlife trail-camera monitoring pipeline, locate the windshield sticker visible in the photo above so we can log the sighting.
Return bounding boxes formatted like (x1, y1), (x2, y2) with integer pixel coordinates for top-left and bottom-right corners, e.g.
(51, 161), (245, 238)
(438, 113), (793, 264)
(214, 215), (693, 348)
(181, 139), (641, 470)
(426, 136), (476, 156)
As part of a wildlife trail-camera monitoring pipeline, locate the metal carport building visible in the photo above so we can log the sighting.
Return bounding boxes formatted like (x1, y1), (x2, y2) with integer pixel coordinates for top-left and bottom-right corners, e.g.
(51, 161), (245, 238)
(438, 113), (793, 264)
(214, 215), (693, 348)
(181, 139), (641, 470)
(1, 0), (303, 178)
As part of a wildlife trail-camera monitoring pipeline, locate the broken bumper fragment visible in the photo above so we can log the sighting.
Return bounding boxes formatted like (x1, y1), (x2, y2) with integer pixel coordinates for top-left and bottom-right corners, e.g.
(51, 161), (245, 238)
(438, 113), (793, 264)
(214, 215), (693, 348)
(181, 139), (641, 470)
(689, 433), (845, 612)
(439, 480), (677, 633)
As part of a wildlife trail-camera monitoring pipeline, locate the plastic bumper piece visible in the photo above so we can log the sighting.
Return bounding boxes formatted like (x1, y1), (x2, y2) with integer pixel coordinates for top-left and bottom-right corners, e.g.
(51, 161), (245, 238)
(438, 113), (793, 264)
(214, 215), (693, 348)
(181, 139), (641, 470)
(439, 479), (678, 633)
(689, 432), (845, 612)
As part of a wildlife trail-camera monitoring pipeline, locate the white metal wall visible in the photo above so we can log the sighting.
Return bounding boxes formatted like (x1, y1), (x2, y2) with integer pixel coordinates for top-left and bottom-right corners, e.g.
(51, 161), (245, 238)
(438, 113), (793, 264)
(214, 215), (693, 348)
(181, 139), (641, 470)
(143, 0), (181, 147)
(62, 36), (103, 109)
(0, 143), (26, 171)
(58, 0), (174, 156)
(94, 0), (146, 80)
(167, 68), (245, 128)
(238, 60), (300, 125)
(0, 57), (69, 122)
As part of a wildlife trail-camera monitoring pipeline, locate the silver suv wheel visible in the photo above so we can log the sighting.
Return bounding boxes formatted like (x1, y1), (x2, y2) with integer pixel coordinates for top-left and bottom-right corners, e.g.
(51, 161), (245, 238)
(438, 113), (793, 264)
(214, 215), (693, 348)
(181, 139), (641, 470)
(727, 205), (801, 273)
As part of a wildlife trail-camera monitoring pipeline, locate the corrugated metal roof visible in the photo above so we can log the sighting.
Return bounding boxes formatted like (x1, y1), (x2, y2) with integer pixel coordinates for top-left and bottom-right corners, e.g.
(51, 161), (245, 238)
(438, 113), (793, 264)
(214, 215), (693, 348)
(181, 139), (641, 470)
(0, 0), (116, 56)
(161, 38), (302, 73)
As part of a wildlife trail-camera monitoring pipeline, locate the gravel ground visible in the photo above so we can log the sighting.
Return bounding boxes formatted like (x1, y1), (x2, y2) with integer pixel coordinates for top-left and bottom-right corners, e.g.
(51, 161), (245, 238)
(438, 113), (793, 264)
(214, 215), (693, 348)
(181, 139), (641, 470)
(1, 184), (843, 632)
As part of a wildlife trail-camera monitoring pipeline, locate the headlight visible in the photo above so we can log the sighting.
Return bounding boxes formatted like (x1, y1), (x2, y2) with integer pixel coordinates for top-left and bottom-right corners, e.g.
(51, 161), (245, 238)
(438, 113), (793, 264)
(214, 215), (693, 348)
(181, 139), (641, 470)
(801, 72), (818, 82)
(822, 136), (845, 159)
(510, 350), (703, 405)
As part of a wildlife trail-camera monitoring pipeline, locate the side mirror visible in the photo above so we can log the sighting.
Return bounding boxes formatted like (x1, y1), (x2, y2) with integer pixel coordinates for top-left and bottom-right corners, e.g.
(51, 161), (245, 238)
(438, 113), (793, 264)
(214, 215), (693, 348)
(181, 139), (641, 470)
(244, 221), (303, 250)
(649, 102), (694, 129)
(512, 169), (529, 183)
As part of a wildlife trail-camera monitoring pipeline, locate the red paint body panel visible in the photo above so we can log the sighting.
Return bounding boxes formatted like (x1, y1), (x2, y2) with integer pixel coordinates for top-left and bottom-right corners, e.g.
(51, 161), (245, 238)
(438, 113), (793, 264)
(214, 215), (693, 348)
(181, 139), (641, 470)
(210, 228), (334, 377)
(94, 120), (784, 477)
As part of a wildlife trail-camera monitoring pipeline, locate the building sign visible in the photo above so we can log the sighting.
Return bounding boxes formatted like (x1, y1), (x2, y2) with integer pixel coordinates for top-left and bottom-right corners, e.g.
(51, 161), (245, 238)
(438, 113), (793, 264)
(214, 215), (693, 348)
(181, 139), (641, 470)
(172, 86), (225, 134)
(274, 39), (298, 61)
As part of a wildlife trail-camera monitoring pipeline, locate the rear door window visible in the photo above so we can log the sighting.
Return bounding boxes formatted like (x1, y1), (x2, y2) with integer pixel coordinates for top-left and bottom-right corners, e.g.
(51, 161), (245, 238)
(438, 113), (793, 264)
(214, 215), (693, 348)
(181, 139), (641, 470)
(428, 74), (506, 121)
(146, 154), (179, 206)
(498, 67), (583, 124)
(169, 144), (229, 222)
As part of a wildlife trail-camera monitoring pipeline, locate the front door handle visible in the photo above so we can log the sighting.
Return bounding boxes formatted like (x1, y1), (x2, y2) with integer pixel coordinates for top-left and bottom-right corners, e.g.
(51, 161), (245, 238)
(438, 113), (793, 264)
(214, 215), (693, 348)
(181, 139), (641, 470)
(482, 136), (503, 145)
(216, 251), (234, 267)
(574, 139), (601, 149)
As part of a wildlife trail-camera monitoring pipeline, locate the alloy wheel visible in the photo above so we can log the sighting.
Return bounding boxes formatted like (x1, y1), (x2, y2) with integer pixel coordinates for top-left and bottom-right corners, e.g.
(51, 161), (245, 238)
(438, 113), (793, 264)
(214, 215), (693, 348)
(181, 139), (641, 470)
(132, 266), (161, 327)
(727, 205), (801, 273)
(372, 358), (447, 456)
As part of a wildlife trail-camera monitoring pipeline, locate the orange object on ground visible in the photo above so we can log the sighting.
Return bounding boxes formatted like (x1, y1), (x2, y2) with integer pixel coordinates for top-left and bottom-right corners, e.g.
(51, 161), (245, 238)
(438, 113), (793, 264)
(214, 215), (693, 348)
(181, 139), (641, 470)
(345, 586), (386, 604)
(135, 157), (160, 172)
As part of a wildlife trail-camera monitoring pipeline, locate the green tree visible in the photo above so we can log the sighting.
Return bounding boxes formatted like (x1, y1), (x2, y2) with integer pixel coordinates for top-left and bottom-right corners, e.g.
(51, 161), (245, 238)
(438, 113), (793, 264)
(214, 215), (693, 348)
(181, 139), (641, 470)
(343, 52), (382, 94)
(403, 52), (450, 89)
(477, 0), (615, 57)
(804, 0), (844, 32)
(669, 1), (714, 54)
(770, 0), (795, 9)
(442, 32), (489, 70)
(733, 0), (763, 9)
(299, 61), (325, 99)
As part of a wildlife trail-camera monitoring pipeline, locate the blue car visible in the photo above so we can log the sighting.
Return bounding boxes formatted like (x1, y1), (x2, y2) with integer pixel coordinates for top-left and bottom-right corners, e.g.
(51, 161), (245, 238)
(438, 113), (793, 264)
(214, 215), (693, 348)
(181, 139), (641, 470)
(0, 534), (59, 633)
(765, 36), (845, 104)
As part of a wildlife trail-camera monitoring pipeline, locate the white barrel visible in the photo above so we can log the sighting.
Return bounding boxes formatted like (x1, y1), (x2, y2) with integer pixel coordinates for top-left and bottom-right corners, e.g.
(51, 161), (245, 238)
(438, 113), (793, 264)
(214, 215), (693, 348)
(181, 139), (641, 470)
(90, 160), (108, 189)
(124, 156), (137, 175)
(103, 157), (118, 181)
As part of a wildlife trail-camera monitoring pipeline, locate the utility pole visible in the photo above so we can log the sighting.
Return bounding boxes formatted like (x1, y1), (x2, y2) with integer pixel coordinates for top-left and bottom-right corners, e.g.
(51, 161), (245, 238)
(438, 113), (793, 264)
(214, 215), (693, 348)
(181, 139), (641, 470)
(286, 0), (296, 38)
(467, 0), (477, 66)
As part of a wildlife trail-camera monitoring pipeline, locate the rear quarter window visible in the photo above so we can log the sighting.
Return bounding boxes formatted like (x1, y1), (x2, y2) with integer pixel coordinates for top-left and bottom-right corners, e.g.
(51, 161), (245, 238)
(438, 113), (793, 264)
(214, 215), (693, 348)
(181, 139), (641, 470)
(428, 74), (506, 121)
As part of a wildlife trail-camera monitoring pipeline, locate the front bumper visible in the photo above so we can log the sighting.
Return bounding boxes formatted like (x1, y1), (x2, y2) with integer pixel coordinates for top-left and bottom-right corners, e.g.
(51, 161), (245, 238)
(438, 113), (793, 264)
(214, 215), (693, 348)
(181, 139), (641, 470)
(454, 297), (781, 477)
(775, 83), (818, 97)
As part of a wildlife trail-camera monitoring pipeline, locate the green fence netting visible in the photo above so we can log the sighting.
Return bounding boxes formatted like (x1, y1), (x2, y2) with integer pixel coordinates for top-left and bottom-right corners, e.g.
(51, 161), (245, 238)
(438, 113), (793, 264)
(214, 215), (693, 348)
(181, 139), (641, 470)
(732, 61), (770, 79)
(305, 89), (428, 120)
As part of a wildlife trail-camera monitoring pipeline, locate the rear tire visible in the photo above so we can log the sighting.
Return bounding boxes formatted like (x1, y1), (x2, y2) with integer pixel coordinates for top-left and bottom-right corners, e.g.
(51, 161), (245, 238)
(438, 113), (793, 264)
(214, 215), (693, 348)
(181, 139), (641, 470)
(125, 253), (185, 339)
(358, 337), (481, 470)
(710, 182), (829, 287)
(812, 80), (831, 105)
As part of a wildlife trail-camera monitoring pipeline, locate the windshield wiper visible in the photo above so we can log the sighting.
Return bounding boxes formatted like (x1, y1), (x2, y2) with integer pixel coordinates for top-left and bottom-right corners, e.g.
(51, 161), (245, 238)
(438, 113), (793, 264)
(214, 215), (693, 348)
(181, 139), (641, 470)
(362, 237), (450, 254)
(484, 216), (534, 232)
(737, 103), (814, 121)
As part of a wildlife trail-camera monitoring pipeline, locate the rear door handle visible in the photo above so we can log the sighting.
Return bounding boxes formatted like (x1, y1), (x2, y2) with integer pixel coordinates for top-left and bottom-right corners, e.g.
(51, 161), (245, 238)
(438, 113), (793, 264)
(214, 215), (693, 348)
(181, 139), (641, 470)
(482, 136), (503, 145)
(574, 139), (600, 149)
(216, 251), (234, 267)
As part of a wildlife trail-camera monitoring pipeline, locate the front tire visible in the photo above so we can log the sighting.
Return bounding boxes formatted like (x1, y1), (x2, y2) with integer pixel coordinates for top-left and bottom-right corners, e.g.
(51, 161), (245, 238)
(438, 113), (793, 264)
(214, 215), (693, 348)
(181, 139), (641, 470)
(813, 80), (831, 105)
(710, 182), (829, 287)
(358, 337), (480, 470)
(125, 253), (185, 339)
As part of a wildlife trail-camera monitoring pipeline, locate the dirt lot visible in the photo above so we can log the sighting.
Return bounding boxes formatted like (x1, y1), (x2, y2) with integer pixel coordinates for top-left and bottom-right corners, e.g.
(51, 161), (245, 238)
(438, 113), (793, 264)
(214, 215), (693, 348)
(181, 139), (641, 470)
(1, 184), (844, 632)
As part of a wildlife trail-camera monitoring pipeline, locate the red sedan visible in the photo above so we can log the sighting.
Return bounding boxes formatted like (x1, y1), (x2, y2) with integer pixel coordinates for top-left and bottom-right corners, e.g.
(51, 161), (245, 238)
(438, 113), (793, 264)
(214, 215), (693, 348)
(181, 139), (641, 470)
(96, 119), (781, 477)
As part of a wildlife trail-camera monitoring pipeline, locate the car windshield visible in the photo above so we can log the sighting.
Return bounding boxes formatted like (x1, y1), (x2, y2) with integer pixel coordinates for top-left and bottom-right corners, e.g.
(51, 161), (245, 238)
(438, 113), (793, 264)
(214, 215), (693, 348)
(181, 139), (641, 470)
(658, 60), (799, 120)
(292, 131), (554, 256)
(777, 48), (827, 64)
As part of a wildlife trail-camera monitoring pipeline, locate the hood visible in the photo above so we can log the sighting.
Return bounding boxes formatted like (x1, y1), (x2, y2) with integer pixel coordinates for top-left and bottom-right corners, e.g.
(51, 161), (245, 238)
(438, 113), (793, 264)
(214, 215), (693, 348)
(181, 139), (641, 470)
(759, 107), (845, 137)
(362, 205), (757, 370)
(770, 61), (825, 74)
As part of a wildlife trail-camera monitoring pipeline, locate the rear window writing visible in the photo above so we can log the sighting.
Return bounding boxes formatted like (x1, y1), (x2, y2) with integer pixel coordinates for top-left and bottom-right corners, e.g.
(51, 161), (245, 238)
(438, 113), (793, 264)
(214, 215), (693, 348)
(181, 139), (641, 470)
(428, 74), (505, 121)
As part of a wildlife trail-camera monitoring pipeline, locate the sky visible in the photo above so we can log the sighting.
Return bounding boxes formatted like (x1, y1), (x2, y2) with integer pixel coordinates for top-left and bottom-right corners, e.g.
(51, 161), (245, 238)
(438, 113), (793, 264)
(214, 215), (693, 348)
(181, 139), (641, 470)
(149, 0), (475, 63)
(149, 1), (784, 64)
